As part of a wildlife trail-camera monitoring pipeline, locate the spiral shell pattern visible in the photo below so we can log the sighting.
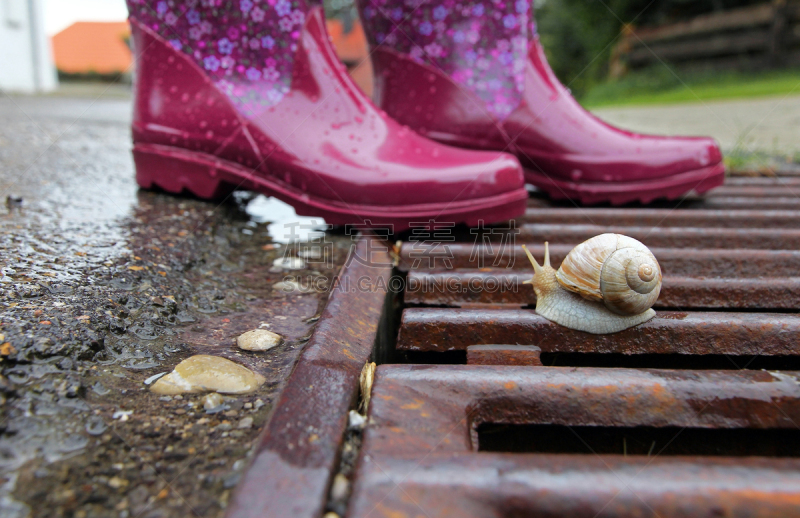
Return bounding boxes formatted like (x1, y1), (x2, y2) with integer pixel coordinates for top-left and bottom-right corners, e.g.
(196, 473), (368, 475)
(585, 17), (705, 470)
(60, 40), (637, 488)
(555, 234), (662, 315)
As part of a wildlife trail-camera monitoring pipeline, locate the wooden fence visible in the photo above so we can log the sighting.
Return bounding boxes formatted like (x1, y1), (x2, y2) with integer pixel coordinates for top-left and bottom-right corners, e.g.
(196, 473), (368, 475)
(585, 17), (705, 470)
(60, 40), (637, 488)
(611, 0), (800, 76)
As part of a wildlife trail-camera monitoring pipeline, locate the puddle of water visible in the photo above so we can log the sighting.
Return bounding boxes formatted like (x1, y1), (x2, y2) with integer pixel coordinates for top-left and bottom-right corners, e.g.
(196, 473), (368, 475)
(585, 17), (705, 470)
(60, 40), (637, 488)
(243, 195), (327, 243)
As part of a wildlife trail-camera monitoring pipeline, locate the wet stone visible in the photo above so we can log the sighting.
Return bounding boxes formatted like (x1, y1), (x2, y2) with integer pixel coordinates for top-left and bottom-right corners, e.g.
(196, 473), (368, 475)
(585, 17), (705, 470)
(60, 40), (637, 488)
(202, 392), (223, 411)
(150, 355), (266, 395)
(272, 257), (305, 270)
(236, 329), (282, 351)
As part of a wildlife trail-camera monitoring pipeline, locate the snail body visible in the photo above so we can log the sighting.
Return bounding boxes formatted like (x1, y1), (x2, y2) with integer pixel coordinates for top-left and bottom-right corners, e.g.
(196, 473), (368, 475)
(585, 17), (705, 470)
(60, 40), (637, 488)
(522, 234), (661, 334)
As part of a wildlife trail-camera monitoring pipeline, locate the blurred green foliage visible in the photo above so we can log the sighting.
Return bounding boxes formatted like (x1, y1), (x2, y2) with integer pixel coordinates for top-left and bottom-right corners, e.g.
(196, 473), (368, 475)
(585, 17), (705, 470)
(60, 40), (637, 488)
(581, 66), (800, 107)
(325, 0), (771, 98)
(536, 0), (768, 97)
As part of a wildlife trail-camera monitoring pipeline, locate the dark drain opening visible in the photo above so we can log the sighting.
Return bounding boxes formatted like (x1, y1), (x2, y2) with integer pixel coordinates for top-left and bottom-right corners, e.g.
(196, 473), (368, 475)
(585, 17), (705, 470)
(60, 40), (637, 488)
(477, 424), (800, 457)
(394, 351), (800, 370)
(540, 353), (800, 370)
(395, 350), (467, 364)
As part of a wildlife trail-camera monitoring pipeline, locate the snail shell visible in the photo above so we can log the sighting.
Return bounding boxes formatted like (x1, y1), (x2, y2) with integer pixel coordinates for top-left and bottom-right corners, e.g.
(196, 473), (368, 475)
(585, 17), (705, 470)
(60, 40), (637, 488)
(555, 234), (662, 315)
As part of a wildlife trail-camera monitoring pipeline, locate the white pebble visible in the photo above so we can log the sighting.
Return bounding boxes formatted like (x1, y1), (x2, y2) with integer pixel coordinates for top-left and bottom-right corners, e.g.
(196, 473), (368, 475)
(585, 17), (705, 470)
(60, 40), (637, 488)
(330, 474), (350, 501)
(150, 355), (266, 395)
(348, 410), (366, 430)
(236, 329), (282, 351)
(202, 392), (223, 411)
(112, 410), (133, 421)
(272, 257), (305, 270)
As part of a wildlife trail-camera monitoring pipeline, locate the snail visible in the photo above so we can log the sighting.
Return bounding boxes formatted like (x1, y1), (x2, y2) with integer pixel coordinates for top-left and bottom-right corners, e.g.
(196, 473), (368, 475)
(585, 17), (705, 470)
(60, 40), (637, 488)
(522, 234), (662, 334)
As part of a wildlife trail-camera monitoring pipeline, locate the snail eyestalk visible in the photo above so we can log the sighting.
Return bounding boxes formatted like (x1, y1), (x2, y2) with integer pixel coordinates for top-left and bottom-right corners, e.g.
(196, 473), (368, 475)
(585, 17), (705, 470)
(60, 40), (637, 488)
(543, 241), (550, 268)
(521, 245), (541, 285)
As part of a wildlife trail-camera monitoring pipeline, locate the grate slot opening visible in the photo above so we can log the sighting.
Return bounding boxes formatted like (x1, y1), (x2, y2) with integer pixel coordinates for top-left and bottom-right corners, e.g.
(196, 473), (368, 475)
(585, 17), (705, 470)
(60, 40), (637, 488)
(394, 350), (467, 365)
(477, 424), (800, 457)
(541, 353), (800, 370)
(391, 351), (800, 370)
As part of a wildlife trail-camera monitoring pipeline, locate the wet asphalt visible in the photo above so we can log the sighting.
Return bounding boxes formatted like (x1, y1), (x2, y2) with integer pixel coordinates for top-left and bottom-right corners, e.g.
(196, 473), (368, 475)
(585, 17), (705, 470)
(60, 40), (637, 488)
(0, 90), (351, 518)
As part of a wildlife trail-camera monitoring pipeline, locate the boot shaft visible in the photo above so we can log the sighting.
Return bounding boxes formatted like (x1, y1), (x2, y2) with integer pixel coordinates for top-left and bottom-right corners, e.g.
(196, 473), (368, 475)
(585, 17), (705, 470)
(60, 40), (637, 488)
(126, 0), (311, 115)
(358, 0), (537, 119)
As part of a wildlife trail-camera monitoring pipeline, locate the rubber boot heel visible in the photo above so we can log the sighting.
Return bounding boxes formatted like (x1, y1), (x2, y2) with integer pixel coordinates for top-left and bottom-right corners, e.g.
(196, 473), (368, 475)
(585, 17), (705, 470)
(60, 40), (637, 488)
(133, 145), (236, 200)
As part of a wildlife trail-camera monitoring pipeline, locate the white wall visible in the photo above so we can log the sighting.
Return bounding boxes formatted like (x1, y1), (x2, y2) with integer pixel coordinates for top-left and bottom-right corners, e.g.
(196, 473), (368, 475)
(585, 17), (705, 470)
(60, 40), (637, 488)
(0, 0), (57, 93)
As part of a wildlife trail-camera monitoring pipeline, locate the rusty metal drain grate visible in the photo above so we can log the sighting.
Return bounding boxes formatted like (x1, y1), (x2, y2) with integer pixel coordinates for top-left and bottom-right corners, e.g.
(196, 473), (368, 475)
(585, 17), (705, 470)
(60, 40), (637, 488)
(229, 172), (800, 518)
(347, 173), (800, 517)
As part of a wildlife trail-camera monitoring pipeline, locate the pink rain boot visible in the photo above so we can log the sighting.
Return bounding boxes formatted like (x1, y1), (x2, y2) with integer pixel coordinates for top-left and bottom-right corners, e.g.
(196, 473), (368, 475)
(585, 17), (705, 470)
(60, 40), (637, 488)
(125, 0), (528, 230)
(358, 0), (725, 205)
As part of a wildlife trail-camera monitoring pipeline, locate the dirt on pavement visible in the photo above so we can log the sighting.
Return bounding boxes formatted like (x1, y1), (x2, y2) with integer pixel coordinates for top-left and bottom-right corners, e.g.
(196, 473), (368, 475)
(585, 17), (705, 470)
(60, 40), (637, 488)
(0, 93), (352, 518)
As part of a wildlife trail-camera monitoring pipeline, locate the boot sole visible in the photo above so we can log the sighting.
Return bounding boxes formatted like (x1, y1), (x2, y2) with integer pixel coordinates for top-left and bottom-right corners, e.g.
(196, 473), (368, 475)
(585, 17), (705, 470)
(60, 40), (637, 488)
(524, 163), (726, 205)
(133, 143), (529, 232)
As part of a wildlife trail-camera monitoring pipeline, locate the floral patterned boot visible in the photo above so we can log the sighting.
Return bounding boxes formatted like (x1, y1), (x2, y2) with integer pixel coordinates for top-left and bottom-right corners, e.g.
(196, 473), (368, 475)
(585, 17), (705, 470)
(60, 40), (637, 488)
(359, 0), (725, 205)
(124, 1), (528, 229)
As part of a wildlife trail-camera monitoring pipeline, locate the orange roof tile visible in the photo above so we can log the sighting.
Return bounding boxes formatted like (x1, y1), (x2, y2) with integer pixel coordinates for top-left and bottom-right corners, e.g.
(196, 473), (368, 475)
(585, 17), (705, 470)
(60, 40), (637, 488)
(326, 19), (368, 65)
(52, 21), (132, 75)
(51, 19), (369, 77)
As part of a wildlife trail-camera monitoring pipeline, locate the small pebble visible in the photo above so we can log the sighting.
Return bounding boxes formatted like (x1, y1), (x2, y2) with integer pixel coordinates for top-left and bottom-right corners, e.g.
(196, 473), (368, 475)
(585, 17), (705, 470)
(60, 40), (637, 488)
(272, 257), (305, 270)
(112, 410), (133, 422)
(108, 477), (128, 489)
(202, 393), (223, 411)
(150, 355), (266, 395)
(237, 417), (253, 429)
(253, 399), (264, 410)
(236, 329), (282, 351)
(330, 474), (350, 501)
(348, 410), (366, 430)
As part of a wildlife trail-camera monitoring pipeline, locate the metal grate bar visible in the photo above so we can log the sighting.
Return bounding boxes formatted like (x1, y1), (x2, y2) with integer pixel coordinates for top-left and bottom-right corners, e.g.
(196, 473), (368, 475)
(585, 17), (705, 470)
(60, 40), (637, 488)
(348, 365), (800, 517)
(404, 270), (800, 309)
(512, 224), (800, 249)
(399, 243), (800, 275)
(705, 185), (800, 197)
(522, 208), (800, 228)
(396, 308), (800, 356)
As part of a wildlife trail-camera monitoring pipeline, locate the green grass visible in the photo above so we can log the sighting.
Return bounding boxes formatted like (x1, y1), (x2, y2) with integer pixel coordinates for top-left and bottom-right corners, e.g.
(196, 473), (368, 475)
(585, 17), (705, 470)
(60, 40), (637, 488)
(580, 67), (800, 109)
